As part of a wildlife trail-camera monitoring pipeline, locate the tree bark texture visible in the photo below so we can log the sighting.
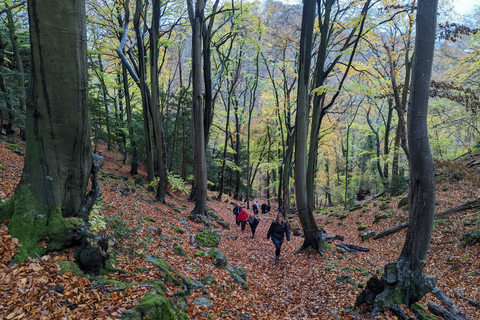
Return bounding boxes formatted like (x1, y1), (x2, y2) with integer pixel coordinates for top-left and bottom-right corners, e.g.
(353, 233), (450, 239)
(23, 0), (91, 216)
(0, 0), (91, 262)
(188, 0), (208, 215)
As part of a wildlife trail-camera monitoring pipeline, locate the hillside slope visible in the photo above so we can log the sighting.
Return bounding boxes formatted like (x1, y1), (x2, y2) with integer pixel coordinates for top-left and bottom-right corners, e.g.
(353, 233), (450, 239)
(0, 139), (479, 319)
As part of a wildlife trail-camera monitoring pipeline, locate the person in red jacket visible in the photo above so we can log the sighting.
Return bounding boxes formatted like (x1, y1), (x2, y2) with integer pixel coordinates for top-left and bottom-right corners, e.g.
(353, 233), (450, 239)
(237, 208), (249, 231)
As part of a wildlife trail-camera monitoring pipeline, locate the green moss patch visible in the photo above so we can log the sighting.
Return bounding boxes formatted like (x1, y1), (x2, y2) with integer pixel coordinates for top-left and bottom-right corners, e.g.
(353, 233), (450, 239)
(197, 230), (221, 247)
(173, 243), (187, 256)
(152, 258), (191, 287)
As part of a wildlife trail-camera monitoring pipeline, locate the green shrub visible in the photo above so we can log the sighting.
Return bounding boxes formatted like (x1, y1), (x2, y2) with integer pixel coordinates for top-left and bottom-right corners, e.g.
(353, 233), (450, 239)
(89, 204), (106, 234)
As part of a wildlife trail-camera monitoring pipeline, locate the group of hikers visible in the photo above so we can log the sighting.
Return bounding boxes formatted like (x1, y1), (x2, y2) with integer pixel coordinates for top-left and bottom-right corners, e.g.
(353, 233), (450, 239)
(232, 202), (290, 264)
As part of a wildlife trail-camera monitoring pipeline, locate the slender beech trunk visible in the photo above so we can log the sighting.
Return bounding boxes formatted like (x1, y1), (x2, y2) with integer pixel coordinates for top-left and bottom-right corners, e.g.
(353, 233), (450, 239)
(306, 0), (371, 210)
(361, 0), (438, 315)
(133, 0), (155, 184)
(295, 0), (325, 254)
(150, 0), (168, 203)
(383, 98), (393, 180)
(188, 0), (208, 215)
(97, 54), (112, 150)
(7, 9), (26, 114)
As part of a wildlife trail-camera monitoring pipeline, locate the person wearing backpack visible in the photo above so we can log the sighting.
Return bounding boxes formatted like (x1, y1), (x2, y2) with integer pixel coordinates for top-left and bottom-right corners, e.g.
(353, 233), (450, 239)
(237, 207), (250, 231)
(247, 215), (260, 238)
(267, 214), (290, 263)
(232, 203), (242, 226)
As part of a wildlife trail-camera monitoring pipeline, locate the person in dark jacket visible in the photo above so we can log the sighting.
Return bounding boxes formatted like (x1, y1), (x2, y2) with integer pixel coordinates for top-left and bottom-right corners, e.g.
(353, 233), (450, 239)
(238, 208), (250, 231)
(247, 216), (259, 238)
(252, 202), (258, 215)
(267, 214), (290, 263)
(261, 203), (267, 214)
(232, 203), (242, 226)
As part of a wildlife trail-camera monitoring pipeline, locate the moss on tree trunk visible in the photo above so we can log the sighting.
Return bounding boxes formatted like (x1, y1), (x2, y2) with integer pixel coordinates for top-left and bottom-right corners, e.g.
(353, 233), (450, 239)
(0, 187), (84, 263)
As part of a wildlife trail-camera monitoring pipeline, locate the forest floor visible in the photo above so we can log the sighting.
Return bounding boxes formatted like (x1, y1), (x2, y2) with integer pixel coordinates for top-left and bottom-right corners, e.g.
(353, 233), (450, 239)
(0, 137), (480, 320)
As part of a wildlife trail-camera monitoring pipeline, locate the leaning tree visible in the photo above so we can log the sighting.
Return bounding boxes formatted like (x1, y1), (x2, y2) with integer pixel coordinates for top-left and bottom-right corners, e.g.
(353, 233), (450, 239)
(356, 0), (440, 317)
(0, 0), (94, 264)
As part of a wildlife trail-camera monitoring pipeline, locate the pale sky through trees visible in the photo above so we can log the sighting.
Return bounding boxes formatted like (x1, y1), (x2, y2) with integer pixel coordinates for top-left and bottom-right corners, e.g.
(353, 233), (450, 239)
(454, 0), (479, 14)
(280, 0), (478, 15)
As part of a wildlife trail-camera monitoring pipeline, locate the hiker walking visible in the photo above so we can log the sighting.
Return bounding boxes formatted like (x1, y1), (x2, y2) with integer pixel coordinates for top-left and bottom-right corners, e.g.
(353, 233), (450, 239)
(237, 207), (250, 231)
(247, 215), (260, 238)
(261, 203), (267, 214)
(252, 201), (259, 215)
(233, 203), (242, 226)
(267, 214), (290, 263)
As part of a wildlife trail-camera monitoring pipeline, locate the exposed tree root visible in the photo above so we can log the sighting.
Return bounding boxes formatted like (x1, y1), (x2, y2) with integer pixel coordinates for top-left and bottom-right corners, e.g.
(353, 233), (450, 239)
(355, 260), (437, 320)
(295, 229), (327, 255)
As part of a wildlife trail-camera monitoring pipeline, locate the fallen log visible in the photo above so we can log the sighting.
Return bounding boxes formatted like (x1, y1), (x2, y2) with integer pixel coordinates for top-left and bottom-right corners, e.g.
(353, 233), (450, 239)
(326, 234), (344, 242)
(373, 223), (409, 240)
(435, 198), (480, 220)
(432, 287), (471, 319)
(455, 292), (480, 309)
(341, 243), (370, 252)
(427, 302), (458, 320)
(335, 242), (370, 253)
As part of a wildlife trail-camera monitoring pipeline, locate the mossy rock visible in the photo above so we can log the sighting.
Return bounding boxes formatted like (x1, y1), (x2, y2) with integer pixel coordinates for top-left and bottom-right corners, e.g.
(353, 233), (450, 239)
(397, 197), (409, 209)
(227, 265), (247, 289)
(207, 248), (228, 268)
(379, 203), (390, 210)
(172, 226), (185, 235)
(201, 275), (217, 286)
(53, 261), (87, 278)
(152, 258), (191, 287)
(173, 243), (186, 256)
(214, 218), (230, 230)
(373, 213), (391, 224)
(357, 225), (368, 231)
(359, 231), (376, 241)
(349, 205), (363, 212)
(339, 213), (348, 220)
(197, 230), (221, 247)
(195, 251), (206, 257)
(122, 280), (187, 320)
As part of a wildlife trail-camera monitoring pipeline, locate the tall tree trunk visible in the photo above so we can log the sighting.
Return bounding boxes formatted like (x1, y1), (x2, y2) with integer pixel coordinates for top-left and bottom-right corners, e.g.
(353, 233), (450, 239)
(388, 0), (414, 192)
(97, 54), (112, 151)
(133, 0), (155, 185)
(202, 0), (220, 145)
(344, 103), (361, 207)
(233, 98), (241, 200)
(358, 0), (438, 316)
(188, 0), (208, 215)
(306, 0), (370, 210)
(6, 8), (26, 114)
(294, 0), (325, 254)
(116, 72), (128, 164)
(0, 0), (91, 262)
(383, 98), (393, 180)
(122, 64), (138, 174)
(216, 92), (231, 201)
(150, 0), (168, 203)
(365, 106), (384, 180)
